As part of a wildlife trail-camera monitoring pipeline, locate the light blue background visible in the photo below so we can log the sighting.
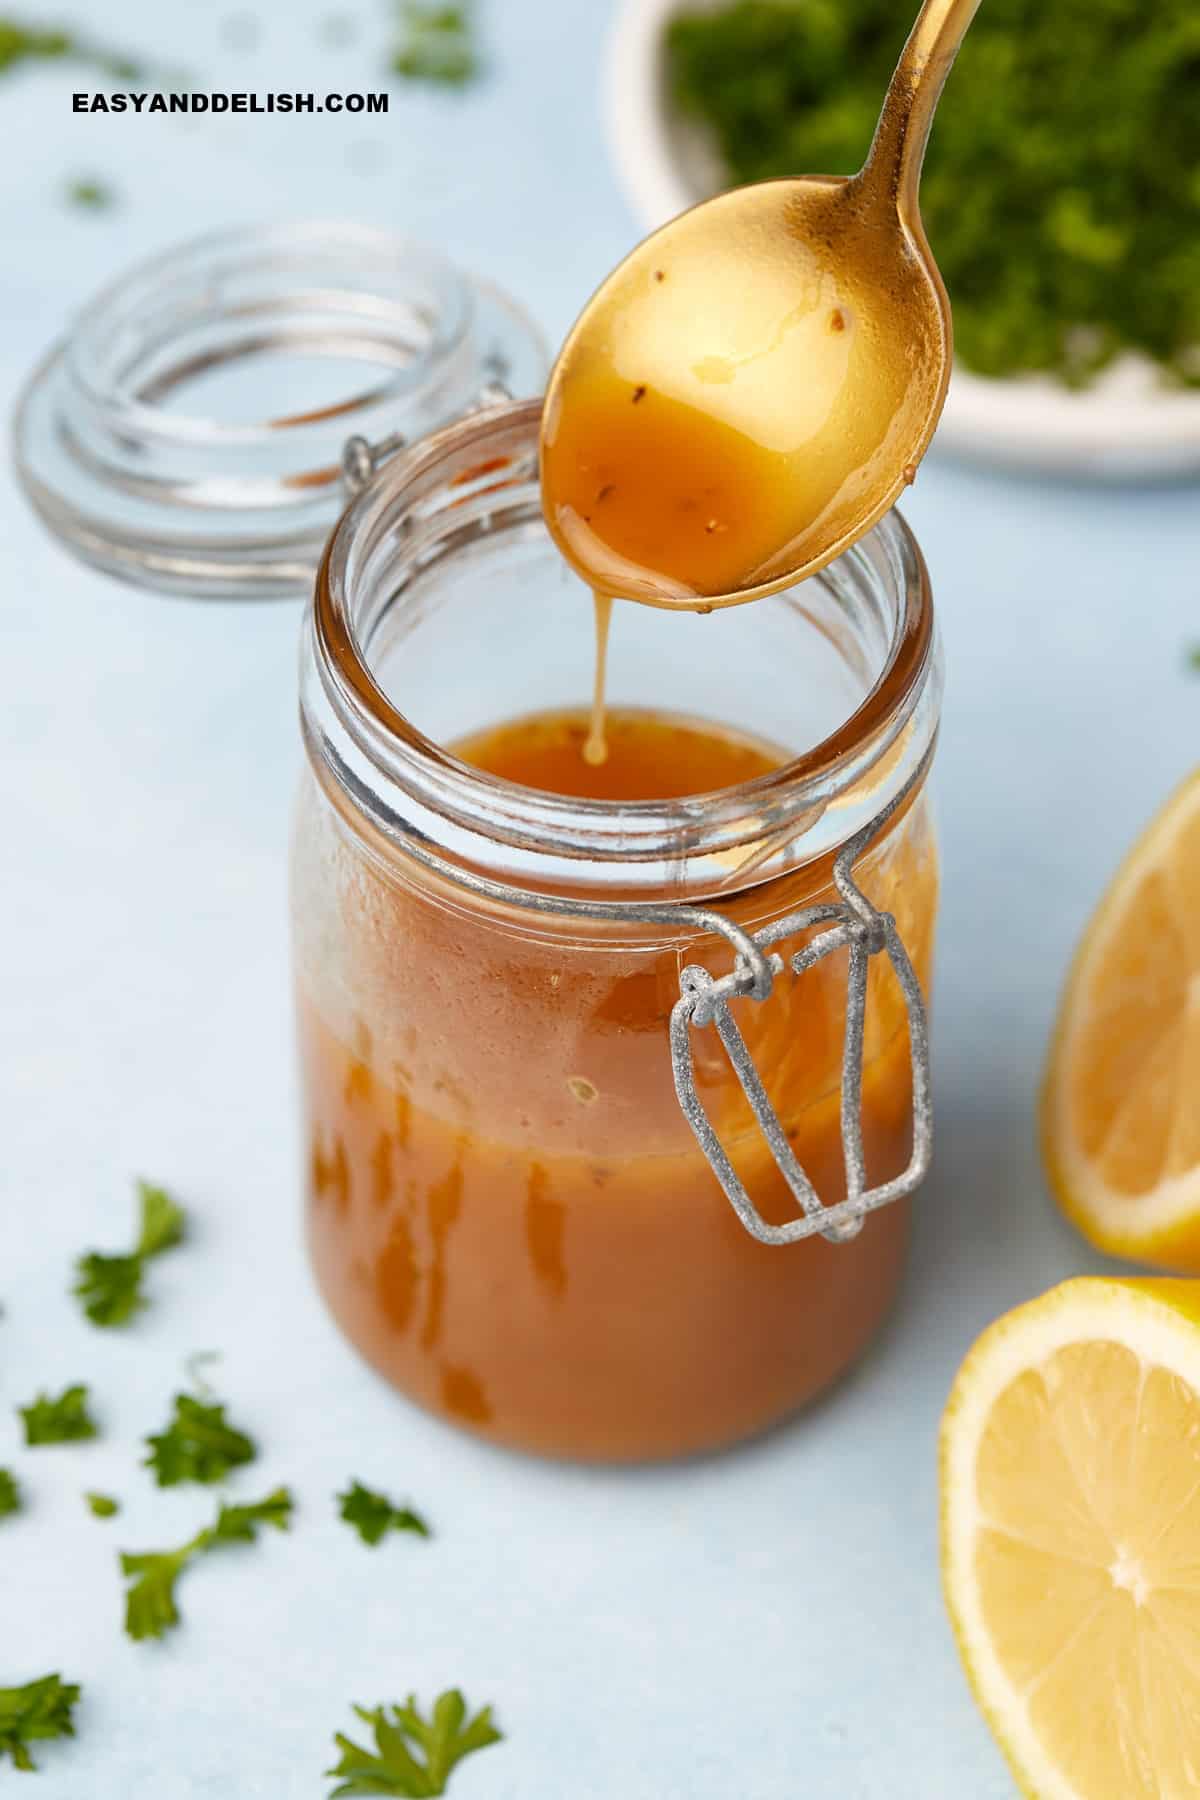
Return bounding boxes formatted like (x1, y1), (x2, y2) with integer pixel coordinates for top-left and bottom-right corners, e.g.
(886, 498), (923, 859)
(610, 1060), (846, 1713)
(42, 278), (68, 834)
(0, 3), (1194, 1795)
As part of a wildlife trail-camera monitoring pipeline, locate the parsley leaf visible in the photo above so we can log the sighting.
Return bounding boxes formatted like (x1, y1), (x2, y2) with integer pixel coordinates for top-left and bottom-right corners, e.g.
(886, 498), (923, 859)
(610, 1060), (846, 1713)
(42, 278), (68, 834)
(338, 1481), (432, 1547)
(0, 19), (71, 71)
(390, 4), (478, 87)
(73, 1180), (186, 1326)
(85, 1491), (119, 1518)
(121, 1486), (293, 1640)
(327, 1691), (502, 1797)
(0, 1674), (81, 1772)
(136, 1183), (186, 1257)
(211, 1487), (294, 1543)
(121, 1543), (196, 1642)
(0, 17), (145, 80)
(20, 1384), (98, 1446)
(144, 1393), (256, 1487)
(0, 1467), (20, 1517)
(66, 176), (115, 209)
(73, 1252), (143, 1325)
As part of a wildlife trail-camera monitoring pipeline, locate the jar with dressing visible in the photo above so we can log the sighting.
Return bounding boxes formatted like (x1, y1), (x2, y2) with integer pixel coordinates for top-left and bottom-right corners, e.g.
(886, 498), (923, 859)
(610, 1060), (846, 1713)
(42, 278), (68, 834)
(13, 222), (943, 1463)
(294, 395), (942, 1462)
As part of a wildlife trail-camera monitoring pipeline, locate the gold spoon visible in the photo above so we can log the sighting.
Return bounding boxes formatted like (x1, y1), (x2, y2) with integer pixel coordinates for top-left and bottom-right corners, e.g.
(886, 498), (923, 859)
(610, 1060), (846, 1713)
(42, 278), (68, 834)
(540, 0), (981, 610)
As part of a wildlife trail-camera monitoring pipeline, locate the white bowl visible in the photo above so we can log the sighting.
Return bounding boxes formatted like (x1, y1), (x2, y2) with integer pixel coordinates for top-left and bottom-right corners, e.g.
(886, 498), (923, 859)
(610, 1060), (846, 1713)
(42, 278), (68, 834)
(605, 0), (1200, 481)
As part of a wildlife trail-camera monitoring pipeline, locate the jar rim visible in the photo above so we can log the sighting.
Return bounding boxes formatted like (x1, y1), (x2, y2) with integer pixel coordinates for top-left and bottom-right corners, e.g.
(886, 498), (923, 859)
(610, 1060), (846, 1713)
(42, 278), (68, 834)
(65, 222), (471, 447)
(310, 396), (939, 879)
(13, 220), (547, 600)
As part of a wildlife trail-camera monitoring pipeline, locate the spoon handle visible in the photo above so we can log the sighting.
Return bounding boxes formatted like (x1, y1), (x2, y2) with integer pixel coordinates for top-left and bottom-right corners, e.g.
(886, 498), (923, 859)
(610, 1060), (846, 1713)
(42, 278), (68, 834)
(860, 0), (982, 223)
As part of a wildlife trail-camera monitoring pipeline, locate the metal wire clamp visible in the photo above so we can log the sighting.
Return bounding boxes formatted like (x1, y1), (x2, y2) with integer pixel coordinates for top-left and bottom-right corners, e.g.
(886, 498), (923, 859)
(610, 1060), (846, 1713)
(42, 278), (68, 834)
(668, 768), (932, 1248)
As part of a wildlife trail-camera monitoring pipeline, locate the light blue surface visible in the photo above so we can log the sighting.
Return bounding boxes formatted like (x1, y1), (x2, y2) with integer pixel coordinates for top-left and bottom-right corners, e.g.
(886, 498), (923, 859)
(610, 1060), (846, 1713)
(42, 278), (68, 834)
(0, 3), (1195, 1795)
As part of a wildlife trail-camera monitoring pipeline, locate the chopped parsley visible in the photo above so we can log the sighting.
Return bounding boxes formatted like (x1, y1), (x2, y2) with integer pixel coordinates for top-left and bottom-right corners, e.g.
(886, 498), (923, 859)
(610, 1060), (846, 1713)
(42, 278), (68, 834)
(20, 1385), (98, 1446)
(73, 1180), (186, 1327)
(85, 1491), (119, 1518)
(144, 1393), (256, 1487)
(338, 1480), (431, 1546)
(0, 18), (70, 69)
(0, 17), (144, 80)
(0, 1675), (80, 1771)
(214, 1487), (293, 1541)
(0, 1468), (20, 1517)
(121, 1486), (293, 1641)
(327, 1691), (502, 1796)
(390, 4), (478, 87)
(66, 177), (115, 210)
(666, 0), (1200, 387)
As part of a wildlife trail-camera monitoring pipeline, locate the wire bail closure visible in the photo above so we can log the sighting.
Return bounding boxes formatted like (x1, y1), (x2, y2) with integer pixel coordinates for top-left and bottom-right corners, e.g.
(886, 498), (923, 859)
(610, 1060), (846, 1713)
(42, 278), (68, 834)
(669, 768), (932, 1247)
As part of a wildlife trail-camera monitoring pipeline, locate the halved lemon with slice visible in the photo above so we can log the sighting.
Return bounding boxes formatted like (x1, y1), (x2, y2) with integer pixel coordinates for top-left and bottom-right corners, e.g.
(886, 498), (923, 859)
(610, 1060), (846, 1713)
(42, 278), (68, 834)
(942, 1277), (1200, 1799)
(1042, 767), (1200, 1269)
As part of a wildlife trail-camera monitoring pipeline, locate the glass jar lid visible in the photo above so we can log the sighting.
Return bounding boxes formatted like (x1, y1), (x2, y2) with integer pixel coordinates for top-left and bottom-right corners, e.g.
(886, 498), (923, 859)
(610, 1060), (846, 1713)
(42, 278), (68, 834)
(12, 220), (547, 600)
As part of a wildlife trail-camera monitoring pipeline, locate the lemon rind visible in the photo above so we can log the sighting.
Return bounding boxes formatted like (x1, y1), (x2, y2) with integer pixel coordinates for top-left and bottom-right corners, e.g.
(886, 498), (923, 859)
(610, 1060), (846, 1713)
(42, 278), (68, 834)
(1041, 767), (1200, 1266)
(941, 1276), (1200, 1800)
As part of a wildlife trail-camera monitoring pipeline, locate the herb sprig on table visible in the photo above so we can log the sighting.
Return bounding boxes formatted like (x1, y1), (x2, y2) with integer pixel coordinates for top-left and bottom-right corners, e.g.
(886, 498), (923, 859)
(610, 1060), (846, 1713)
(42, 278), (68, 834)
(2, 1174), (495, 1782)
(20, 1384), (98, 1446)
(121, 1487), (293, 1641)
(66, 177), (115, 210)
(0, 1675), (81, 1771)
(73, 1181), (186, 1327)
(0, 16), (143, 79)
(666, 0), (1200, 387)
(390, 4), (478, 87)
(327, 1691), (501, 1797)
(144, 1393), (256, 1487)
(338, 1480), (432, 1546)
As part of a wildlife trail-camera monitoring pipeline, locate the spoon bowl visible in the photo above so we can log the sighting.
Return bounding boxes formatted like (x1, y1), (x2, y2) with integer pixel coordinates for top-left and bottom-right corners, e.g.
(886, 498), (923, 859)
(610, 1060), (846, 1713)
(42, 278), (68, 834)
(541, 0), (979, 610)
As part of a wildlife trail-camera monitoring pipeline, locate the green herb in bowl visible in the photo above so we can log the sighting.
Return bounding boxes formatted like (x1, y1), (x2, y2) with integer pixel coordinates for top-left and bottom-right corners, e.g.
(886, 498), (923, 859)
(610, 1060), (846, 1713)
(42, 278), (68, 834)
(666, 0), (1200, 388)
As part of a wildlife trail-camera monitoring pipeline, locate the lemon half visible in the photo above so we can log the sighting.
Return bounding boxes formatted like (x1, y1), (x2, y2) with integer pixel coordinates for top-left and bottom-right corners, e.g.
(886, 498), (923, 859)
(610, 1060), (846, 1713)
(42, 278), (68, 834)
(1042, 767), (1200, 1269)
(941, 1277), (1200, 1798)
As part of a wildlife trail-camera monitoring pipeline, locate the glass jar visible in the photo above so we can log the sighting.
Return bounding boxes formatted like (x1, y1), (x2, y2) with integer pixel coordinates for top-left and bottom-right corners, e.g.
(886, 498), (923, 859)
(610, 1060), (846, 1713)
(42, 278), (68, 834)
(293, 397), (942, 1462)
(13, 221), (545, 599)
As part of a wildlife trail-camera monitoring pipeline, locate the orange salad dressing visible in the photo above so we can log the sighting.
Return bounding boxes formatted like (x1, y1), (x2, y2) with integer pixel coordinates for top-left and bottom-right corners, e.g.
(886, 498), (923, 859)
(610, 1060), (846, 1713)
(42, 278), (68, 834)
(538, 218), (922, 611)
(301, 705), (937, 1460)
